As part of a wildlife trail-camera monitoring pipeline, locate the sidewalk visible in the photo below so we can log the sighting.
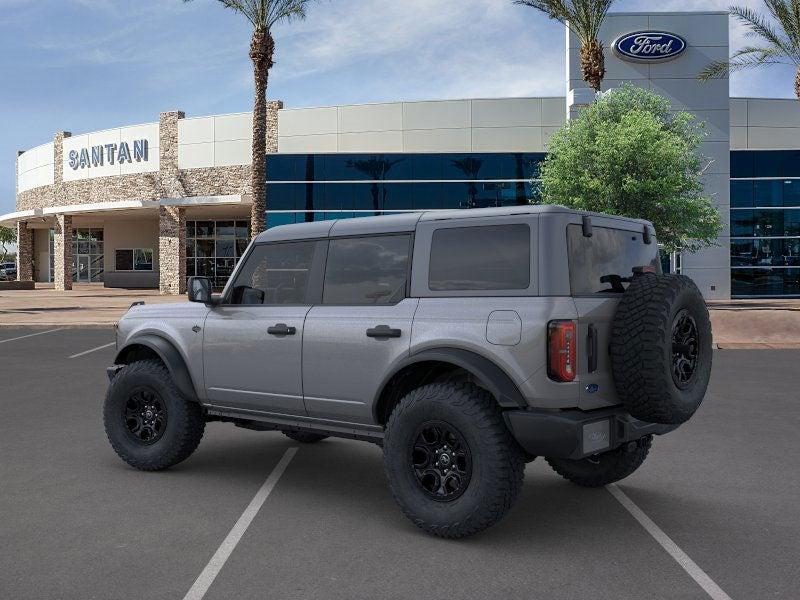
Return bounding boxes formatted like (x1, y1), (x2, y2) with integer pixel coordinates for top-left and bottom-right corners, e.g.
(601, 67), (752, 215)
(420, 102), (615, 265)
(1, 284), (799, 348)
(0, 284), (176, 328)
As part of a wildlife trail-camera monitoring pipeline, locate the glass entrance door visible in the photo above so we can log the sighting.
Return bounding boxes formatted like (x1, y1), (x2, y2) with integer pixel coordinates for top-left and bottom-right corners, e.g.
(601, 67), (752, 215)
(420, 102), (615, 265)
(71, 228), (104, 283)
(77, 255), (90, 282)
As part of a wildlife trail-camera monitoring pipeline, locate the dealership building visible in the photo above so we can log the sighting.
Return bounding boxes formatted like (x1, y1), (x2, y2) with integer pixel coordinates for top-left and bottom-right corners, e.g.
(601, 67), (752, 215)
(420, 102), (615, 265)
(3, 10), (800, 299)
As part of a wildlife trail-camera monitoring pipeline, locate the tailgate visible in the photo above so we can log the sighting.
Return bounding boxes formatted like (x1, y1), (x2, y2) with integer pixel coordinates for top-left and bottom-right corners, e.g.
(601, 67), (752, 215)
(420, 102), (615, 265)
(573, 296), (622, 410)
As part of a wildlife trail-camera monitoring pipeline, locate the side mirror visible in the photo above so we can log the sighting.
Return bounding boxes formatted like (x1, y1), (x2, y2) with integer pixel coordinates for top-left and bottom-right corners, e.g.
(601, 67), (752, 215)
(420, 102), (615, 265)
(188, 276), (213, 304)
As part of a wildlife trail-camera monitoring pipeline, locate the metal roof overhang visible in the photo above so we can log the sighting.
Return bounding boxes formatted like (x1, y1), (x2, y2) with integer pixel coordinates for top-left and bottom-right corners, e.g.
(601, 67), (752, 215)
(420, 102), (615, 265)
(0, 194), (247, 227)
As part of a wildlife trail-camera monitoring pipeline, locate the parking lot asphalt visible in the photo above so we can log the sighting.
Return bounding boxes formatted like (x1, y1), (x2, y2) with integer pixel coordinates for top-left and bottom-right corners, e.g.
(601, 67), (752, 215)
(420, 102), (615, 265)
(1, 328), (798, 600)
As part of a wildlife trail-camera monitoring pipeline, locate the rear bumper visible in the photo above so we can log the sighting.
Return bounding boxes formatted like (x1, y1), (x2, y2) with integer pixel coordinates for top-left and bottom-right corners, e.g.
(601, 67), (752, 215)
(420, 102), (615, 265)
(503, 407), (678, 460)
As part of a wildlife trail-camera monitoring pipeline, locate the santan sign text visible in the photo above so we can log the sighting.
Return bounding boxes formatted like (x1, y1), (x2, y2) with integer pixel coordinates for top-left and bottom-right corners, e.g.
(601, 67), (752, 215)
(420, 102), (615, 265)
(68, 139), (149, 170)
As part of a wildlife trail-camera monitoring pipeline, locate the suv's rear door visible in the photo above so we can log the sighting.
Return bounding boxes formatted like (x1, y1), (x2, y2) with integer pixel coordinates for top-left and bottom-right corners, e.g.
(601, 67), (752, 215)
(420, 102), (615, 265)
(302, 233), (417, 425)
(202, 240), (325, 416)
(565, 217), (660, 410)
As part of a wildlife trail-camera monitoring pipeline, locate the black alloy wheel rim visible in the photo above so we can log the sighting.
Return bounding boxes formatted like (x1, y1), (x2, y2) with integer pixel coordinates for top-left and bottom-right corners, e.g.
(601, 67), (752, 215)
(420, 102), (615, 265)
(671, 309), (700, 388)
(124, 387), (167, 445)
(411, 421), (472, 501)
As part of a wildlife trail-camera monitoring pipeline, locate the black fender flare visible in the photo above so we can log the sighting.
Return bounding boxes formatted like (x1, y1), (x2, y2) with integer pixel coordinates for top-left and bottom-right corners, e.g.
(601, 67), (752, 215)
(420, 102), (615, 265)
(114, 334), (200, 402)
(375, 347), (526, 416)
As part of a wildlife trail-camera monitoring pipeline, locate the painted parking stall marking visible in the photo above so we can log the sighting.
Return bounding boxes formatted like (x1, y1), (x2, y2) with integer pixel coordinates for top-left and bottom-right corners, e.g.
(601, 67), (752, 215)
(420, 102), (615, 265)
(183, 447), (298, 600)
(607, 484), (733, 600)
(0, 329), (63, 345)
(68, 341), (116, 359)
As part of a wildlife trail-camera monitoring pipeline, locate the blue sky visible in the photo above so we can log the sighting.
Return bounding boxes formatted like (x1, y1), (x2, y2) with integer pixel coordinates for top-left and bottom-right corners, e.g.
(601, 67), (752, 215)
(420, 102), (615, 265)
(1, 0), (797, 215)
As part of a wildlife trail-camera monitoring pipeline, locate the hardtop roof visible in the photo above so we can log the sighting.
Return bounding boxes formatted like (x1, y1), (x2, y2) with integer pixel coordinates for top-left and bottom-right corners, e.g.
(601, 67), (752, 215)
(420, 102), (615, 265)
(254, 205), (652, 243)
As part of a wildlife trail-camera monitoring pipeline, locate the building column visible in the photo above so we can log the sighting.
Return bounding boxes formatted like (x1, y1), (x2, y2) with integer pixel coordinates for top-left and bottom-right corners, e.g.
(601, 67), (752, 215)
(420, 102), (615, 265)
(159, 111), (186, 199)
(53, 214), (73, 291)
(16, 221), (33, 282)
(159, 205), (186, 295)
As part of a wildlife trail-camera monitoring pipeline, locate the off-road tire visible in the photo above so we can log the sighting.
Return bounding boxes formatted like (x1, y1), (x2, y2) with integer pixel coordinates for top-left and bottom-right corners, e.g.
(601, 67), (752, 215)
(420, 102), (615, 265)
(383, 381), (525, 539)
(282, 431), (329, 443)
(104, 359), (205, 471)
(546, 435), (652, 487)
(611, 273), (712, 425)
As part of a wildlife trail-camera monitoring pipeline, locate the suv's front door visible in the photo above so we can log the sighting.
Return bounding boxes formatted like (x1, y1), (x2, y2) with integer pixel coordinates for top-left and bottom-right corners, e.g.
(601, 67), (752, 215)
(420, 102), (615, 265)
(302, 234), (417, 425)
(203, 240), (325, 416)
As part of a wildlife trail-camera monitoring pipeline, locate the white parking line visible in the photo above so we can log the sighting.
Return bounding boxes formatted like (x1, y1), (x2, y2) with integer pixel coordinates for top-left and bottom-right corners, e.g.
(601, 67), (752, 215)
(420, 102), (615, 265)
(68, 342), (116, 359)
(607, 484), (733, 600)
(0, 329), (63, 345)
(183, 447), (298, 600)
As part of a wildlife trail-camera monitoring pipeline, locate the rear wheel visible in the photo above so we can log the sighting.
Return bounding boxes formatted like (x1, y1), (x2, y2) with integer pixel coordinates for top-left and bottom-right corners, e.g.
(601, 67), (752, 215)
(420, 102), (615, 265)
(103, 360), (205, 471)
(282, 430), (328, 443)
(546, 435), (652, 487)
(383, 381), (525, 538)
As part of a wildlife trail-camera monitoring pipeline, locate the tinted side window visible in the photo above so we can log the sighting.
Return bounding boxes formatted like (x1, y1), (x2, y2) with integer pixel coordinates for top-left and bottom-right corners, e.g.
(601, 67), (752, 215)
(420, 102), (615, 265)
(429, 224), (530, 291)
(230, 241), (316, 305)
(567, 224), (660, 295)
(323, 235), (410, 305)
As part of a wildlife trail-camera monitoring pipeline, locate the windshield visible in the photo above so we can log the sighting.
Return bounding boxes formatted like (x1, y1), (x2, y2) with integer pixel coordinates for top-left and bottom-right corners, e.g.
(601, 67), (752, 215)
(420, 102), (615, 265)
(567, 224), (661, 294)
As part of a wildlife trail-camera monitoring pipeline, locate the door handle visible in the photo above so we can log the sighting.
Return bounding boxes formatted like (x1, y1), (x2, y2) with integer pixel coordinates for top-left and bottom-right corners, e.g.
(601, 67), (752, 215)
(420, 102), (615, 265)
(267, 323), (296, 336)
(366, 325), (402, 339)
(587, 324), (598, 373)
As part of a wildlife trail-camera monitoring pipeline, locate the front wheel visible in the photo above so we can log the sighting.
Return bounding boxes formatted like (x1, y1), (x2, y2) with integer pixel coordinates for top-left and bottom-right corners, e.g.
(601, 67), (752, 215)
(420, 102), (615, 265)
(546, 435), (652, 487)
(103, 360), (205, 471)
(383, 381), (525, 538)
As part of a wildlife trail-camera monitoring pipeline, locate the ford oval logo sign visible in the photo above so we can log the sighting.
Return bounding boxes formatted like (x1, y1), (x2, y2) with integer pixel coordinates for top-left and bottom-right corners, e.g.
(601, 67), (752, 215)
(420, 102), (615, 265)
(613, 31), (686, 62)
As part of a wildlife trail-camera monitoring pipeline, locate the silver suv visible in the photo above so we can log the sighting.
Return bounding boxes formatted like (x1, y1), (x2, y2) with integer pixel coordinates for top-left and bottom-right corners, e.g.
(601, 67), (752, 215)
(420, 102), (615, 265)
(105, 206), (712, 538)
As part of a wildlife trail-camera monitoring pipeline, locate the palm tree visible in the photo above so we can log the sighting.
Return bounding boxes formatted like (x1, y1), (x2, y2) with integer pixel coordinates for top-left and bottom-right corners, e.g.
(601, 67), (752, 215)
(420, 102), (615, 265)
(514, 0), (615, 92)
(699, 2), (800, 101)
(184, 0), (315, 234)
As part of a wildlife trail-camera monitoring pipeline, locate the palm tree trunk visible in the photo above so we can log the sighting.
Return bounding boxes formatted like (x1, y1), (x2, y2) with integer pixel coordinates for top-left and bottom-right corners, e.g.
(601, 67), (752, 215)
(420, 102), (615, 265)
(580, 40), (605, 92)
(796, 67), (800, 102)
(249, 29), (275, 236)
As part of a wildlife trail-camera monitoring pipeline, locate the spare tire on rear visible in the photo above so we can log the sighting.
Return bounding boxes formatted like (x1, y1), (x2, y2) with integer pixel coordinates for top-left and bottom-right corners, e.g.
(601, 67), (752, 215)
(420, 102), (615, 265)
(610, 273), (712, 425)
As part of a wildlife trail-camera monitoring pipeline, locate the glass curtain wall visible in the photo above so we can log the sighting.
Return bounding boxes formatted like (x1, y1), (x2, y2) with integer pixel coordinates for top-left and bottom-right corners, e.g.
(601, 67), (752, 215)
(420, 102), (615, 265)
(264, 152), (545, 228)
(731, 150), (800, 297)
(186, 220), (251, 288)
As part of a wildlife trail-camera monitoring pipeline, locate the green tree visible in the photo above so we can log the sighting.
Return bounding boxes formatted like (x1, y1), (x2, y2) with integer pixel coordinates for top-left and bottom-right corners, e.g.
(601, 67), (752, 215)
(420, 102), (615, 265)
(514, 0), (615, 92)
(184, 0), (316, 235)
(538, 84), (722, 253)
(699, 2), (800, 100)
(0, 226), (15, 263)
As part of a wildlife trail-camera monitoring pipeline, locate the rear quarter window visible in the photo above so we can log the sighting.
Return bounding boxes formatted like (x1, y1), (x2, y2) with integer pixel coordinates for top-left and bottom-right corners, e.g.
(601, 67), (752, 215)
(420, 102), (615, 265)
(567, 224), (660, 295)
(429, 224), (530, 291)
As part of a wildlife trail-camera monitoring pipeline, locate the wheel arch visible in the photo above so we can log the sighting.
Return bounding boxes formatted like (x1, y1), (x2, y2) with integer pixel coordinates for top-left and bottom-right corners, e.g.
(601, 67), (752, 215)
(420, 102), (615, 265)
(114, 334), (200, 402)
(373, 347), (526, 426)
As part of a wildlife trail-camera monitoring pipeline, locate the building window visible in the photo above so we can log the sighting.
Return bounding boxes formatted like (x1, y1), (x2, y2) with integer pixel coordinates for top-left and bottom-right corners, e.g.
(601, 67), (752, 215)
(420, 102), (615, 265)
(731, 150), (800, 297)
(48, 229), (54, 283)
(115, 248), (153, 271)
(186, 220), (251, 288)
(264, 152), (545, 229)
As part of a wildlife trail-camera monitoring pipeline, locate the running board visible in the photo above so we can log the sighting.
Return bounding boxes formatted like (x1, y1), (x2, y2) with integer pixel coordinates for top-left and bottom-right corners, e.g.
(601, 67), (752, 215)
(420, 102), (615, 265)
(204, 404), (385, 445)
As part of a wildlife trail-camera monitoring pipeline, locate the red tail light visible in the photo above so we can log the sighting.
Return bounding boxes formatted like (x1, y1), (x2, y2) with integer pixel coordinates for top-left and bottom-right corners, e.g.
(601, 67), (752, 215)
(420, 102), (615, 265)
(548, 320), (576, 382)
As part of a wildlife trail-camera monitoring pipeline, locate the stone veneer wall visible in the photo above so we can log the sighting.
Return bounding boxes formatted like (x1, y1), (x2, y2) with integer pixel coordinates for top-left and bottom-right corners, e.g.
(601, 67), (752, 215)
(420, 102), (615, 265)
(158, 206), (186, 295)
(15, 222), (33, 281)
(53, 214), (73, 291)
